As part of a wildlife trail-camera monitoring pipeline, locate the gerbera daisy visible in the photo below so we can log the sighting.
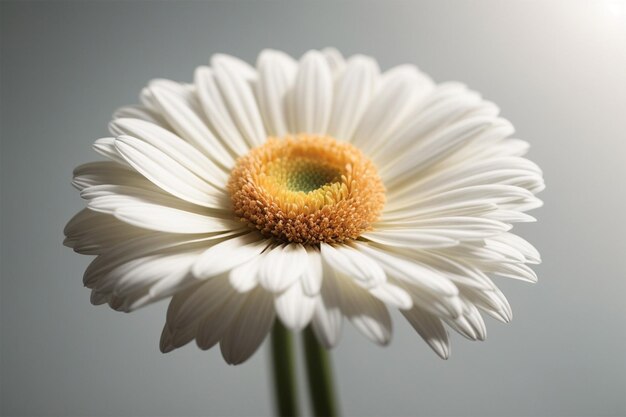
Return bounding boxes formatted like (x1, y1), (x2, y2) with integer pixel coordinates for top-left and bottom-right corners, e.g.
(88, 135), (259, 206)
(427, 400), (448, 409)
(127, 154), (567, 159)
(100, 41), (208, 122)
(64, 48), (543, 366)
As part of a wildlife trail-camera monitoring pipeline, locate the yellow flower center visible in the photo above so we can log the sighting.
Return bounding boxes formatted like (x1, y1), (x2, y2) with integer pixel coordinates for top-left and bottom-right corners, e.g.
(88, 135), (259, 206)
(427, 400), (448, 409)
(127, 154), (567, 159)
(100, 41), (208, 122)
(228, 134), (385, 244)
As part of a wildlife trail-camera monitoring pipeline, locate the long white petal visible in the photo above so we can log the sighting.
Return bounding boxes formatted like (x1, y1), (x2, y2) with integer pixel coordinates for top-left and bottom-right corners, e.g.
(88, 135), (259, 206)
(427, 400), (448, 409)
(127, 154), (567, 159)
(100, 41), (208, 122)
(372, 86), (484, 164)
(311, 265), (343, 348)
(114, 204), (240, 234)
(194, 66), (251, 156)
(371, 217), (511, 243)
(381, 116), (498, 187)
(148, 81), (235, 168)
(114, 135), (228, 209)
(82, 184), (206, 216)
(83, 233), (237, 288)
(63, 209), (149, 254)
(275, 282), (316, 331)
(402, 306), (450, 359)
(229, 257), (261, 293)
(173, 274), (238, 330)
(320, 243), (386, 288)
(212, 57), (266, 148)
(292, 50), (333, 134)
(327, 55), (379, 140)
(352, 64), (433, 154)
(369, 282), (413, 310)
(72, 161), (144, 191)
(301, 246), (323, 296)
(93, 137), (129, 165)
(220, 288), (275, 365)
(352, 242), (458, 296)
(196, 284), (248, 350)
(321, 47), (345, 75)
(256, 49), (298, 137)
(336, 274), (392, 345)
(258, 243), (308, 293)
(211, 53), (257, 81)
(362, 229), (459, 249)
(110, 117), (228, 188)
(192, 233), (269, 279)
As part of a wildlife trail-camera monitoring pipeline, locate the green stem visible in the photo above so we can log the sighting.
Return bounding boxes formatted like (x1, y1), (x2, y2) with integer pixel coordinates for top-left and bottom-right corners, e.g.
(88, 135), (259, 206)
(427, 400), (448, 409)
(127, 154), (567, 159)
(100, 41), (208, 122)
(302, 326), (339, 417)
(270, 321), (300, 417)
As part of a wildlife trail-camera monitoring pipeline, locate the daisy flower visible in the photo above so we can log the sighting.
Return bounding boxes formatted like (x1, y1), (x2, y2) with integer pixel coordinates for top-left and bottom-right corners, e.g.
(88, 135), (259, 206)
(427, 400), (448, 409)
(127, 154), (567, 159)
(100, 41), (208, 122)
(64, 48), (543, 366)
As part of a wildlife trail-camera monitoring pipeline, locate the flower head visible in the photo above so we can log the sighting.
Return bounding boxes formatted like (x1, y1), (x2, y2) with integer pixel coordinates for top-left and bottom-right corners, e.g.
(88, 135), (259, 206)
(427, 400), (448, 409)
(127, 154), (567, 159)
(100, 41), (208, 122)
(65, 48), (544, 364)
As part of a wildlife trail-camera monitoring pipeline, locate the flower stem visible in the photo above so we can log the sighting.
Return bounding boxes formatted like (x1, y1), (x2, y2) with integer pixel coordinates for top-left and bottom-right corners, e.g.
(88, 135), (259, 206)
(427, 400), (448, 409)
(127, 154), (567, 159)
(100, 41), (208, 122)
(270, 321), (300, 417)
(303, 326), (339, 417)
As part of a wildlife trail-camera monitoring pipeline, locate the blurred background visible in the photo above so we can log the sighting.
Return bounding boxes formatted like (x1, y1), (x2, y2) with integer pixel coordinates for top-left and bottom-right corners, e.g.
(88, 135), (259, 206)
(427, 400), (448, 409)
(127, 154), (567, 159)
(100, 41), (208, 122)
(1, 1), (625, 416)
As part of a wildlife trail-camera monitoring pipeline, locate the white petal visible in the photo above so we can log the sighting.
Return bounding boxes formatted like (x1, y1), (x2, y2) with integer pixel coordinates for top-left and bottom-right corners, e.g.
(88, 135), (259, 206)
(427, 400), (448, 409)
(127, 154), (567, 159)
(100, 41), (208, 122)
(256, 49), (298, 137)
(192, 233), (269, 279)
(462, 285), (512, 324)
(352, 65), (433, 153)
(212, 58), (266, 148)
(148, 82), (235, 168)
(194, 66), (250, 156)
(490, 232), (541, 264)
(483, 239), (527, 263)
(116, 252), (199, 311)
(220, 288), (275, 365)
(362, 229), (459, 249)
(490, 262), (538, 283)
(83, 185), (209, 217)
(352, 242), (459, 296)
(321, 47), (346, 75)
(292, 50), (333, 134)
(160, 321), (197, 353)
(211, 53), (257, 81)
(369, 282), (413, 310)
(114, 135), (228, 209)
(229, 257), (261, 293)
(258, 243), (308, 292)
(385, 184), (534, 215)
(173, 275), (237, 330)
(320, 243), (386, 288)
(109, 251), (194, 295)
(275, 282), (316, 331)
(83, 232), (236, 288)
(196, 285), (248, 350)
(398, 280), (464, 319)
(327, 55), (379, 140)
(311, 265), (343, 348)
(72, 161), (142, 191)
(112, 105), (169, 128)
(114, 204), (240, 234)
(110, 118), (228, 189)
(93, 137), (128, 165)
(337, 275), (392, 345)
(301, 246), (323, 296)
(403, 250), (494, 291)
(402, 306), (450, 359)
(444, 302), (486, 341)
(372, 86), (484, 164)
(97, 250), (200, 312)
(379, 203), (497, 226)
(161, 285), (201, 352)
(381, 116), (497, 186)
(372, 217), (510, 243)
(390, 156), (542, 202)
(64, 209), (149, 254)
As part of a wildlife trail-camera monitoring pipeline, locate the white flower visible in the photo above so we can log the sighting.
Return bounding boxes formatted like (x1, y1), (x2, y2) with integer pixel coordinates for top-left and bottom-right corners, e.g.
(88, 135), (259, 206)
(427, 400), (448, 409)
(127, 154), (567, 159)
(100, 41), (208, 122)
(64, 48), (544, 364)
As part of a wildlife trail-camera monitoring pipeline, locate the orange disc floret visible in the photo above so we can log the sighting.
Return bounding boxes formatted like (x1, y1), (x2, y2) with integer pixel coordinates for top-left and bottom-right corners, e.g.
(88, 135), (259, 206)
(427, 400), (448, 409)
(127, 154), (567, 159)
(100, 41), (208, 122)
(228, 134), (385, 244)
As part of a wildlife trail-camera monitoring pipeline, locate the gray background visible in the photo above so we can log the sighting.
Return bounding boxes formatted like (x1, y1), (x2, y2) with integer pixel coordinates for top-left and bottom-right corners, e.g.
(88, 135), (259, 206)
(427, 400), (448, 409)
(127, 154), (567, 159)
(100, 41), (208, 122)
(1, 1), (625, 416)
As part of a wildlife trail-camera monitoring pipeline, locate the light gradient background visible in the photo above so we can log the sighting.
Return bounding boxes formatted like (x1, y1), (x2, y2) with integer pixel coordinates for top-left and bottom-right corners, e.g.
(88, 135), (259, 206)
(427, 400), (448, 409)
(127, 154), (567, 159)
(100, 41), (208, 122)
(2, 1), (625, 416)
